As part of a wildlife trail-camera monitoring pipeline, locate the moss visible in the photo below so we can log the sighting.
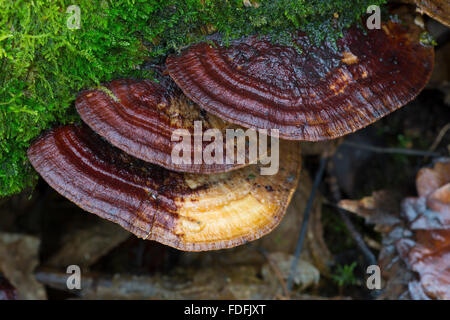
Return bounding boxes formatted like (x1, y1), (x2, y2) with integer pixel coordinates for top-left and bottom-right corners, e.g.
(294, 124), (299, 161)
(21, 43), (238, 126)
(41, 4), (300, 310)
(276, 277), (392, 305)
(0, 0), (385, 197)
(419, 31), (437, 46)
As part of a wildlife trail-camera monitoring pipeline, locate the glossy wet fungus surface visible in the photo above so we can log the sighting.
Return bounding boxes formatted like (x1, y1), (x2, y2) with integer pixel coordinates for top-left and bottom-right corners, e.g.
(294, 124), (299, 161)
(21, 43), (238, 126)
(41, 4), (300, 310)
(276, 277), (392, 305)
(76, 79), (258, 174)
(167, 18), (434, 140)
(28, 11), (436, 252)
(27, 124), (301, 251)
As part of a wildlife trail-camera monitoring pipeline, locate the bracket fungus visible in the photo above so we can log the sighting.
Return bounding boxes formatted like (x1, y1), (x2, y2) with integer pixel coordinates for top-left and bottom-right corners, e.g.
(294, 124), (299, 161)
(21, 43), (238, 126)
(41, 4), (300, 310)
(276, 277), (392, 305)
(27, 124), (301, 251)
(76, 79), (261, 174)
(25, 7), (437, 254)
(167, 16), (434, 141)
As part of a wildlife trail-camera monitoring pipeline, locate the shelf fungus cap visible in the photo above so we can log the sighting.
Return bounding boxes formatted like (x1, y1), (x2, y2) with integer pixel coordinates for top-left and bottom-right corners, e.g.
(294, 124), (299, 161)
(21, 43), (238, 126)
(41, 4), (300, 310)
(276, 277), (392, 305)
(167, 16), (434, 141)
(76, 79), (261, 174)
(27, 124), (301, 251)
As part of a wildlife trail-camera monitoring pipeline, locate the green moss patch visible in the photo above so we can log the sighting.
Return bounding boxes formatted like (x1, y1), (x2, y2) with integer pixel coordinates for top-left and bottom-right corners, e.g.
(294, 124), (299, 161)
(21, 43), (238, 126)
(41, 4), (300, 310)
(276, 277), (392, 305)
(0, 0), (385, 197)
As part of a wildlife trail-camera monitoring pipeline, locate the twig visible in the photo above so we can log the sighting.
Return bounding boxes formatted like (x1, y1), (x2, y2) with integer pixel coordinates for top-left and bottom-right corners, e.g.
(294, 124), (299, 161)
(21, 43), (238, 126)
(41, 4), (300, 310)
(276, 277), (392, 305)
(342, 141), (440, 157)
(257, 247), (290, 299)
(326, 161), (377, 267)
(286, 155), (328, 293)
(428, 122), (450, 153)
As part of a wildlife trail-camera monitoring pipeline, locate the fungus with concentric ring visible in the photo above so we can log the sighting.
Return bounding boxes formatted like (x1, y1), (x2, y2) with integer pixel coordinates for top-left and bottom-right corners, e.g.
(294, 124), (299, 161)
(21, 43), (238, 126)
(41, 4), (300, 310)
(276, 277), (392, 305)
(27, 124), (301, 251)
(76, 78), (263, 174)
(167, 15), (434, 141)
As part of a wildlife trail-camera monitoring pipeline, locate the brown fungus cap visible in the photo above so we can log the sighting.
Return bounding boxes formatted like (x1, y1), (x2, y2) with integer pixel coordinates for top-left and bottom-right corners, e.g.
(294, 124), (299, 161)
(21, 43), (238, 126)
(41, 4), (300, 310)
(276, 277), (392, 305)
(76, 79), (261, 174)
(167, 17), (434, 141)
(27, 124), (301, 251)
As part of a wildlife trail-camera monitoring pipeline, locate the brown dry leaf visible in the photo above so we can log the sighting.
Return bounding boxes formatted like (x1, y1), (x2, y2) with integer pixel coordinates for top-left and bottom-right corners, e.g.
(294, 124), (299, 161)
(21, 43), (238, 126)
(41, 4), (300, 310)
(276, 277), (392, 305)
(340, 159), (450, 300)
(340, 190), (414, 299)
(0, 233), (46, 299)
(399, 160), (450, 299)
(416, 160), (450, 198)
(339, 190), (402, 233)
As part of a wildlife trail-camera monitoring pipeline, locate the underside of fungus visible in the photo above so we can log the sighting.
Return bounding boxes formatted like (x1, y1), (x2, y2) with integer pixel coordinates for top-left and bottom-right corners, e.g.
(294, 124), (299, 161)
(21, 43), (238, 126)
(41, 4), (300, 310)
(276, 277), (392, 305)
(167, 15), (434, 141)
(76, 79), (259, 174)
(27, 124), (301, 251)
